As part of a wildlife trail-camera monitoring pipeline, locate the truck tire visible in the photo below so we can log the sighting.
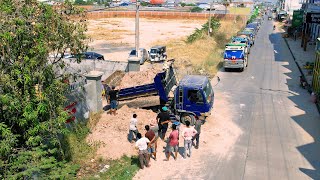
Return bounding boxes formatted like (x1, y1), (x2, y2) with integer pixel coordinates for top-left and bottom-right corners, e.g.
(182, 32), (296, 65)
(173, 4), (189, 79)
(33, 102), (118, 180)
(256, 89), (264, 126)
(240, 68), (244, 72)
(180, 113), (196, 126)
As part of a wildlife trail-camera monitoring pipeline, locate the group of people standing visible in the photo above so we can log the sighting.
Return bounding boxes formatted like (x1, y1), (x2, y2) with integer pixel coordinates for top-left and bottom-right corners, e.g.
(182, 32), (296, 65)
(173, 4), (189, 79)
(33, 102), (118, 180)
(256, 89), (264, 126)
(129, 106), (204, 169)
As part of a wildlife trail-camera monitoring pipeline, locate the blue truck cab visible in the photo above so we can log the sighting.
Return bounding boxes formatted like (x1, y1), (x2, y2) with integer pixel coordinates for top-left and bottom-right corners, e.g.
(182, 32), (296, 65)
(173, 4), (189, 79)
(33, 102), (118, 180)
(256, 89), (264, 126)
(116, 62), (214, 125)
(174, 75), (214, 124)
(223, 43), (248, 71)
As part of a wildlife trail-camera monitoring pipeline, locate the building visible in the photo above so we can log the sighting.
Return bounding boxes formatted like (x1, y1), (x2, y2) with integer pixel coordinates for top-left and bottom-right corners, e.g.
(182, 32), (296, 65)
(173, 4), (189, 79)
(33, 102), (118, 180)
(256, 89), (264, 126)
(278, 0), (302, 16)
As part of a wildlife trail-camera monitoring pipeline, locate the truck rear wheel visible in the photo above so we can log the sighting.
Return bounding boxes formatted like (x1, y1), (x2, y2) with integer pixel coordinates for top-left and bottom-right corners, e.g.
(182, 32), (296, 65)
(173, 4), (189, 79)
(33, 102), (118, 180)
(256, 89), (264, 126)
(180, 113), (196, 126)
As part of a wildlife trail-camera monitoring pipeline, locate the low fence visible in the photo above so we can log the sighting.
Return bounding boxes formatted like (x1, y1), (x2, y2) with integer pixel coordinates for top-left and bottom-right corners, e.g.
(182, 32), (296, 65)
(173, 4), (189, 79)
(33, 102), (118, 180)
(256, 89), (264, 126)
(87, 11), (247, 20)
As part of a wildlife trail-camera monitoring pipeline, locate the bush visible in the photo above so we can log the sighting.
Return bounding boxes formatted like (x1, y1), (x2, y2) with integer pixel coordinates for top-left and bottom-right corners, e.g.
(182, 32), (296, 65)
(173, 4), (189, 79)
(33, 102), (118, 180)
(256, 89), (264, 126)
(191, 7), (203, 12)
(236, 15), (242, 22)
(186, 18), (221, 43)
(213, 32), (228, 49)
(141, 1), (149, 6)
(187, 28), (204, 43)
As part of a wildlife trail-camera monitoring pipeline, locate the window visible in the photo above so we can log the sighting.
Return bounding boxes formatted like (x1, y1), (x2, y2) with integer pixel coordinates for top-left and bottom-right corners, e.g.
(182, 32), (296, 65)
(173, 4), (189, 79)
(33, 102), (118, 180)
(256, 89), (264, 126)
(187, 90), (204, 104)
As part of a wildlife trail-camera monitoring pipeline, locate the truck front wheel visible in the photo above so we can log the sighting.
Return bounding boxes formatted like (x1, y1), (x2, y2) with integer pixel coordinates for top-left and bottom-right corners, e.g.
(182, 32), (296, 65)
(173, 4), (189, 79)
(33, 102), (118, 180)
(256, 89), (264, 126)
(180, 113), (196, 126)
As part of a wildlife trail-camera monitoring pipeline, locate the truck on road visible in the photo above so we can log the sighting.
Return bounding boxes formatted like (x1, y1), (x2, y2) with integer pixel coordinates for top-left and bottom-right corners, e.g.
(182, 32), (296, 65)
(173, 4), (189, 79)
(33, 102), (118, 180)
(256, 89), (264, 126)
(107, 62), (215, 125)
(223, 43), (248, 72)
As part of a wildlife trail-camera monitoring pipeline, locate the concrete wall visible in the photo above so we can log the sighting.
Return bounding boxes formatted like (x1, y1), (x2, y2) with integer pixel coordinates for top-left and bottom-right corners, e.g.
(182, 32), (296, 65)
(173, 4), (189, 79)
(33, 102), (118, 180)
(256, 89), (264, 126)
(63, 59), (128, 81)
(65, 82), (92, 123)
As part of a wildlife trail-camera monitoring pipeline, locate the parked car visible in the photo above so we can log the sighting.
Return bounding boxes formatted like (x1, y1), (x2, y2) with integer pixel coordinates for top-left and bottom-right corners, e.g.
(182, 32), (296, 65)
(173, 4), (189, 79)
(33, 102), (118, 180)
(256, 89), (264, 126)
(119, 2), (129, 6)
(128, 48), (149, 64)
(69, 52), (105, 60)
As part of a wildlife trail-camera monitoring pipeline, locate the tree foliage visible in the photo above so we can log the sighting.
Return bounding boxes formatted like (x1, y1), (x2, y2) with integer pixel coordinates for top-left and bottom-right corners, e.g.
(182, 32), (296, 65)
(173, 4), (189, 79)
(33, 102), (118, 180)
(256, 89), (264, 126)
(187, 18), (221, 43)
(0, 0), (88, 178)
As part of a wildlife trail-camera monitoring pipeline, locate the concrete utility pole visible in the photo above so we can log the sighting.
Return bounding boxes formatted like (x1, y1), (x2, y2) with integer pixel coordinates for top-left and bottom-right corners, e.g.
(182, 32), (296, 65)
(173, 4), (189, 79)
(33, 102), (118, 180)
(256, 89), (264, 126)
(208, 2), (213, 36)
(135, 0), (140, 57)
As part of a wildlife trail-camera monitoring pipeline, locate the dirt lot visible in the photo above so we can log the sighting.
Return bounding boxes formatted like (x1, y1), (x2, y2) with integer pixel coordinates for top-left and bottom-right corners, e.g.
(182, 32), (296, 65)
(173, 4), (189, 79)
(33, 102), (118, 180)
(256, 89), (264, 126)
(86, 18), (206, 62)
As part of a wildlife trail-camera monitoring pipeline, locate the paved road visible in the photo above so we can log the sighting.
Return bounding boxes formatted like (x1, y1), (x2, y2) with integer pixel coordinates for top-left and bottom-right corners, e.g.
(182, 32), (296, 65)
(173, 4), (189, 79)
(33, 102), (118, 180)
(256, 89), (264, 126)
(205, 19), (320, 179)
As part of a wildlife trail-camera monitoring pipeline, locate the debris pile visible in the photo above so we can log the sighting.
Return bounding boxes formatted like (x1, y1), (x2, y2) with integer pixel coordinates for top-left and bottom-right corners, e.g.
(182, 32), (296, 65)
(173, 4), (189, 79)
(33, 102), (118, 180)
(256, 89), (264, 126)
(117, 67), (163, 89)
(86, 105), (158, 160)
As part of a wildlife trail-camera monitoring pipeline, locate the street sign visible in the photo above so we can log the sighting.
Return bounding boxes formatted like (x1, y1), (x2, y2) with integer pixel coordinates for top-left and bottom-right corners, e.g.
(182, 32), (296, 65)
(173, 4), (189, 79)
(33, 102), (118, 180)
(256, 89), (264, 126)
(292, 10), (303, 28)
(305, 12), (320, 23)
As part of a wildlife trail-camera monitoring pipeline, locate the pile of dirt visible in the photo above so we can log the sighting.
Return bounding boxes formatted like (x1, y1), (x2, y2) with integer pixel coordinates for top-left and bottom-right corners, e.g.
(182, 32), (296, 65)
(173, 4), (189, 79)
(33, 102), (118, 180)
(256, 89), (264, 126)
(86, 105), (158, 160)
(117, 66), (163, 89)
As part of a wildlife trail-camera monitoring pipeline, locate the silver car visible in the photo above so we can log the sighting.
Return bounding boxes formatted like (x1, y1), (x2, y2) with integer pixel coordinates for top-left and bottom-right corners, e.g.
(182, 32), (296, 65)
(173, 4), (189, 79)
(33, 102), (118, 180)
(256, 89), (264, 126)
(128, 48), (149, 64)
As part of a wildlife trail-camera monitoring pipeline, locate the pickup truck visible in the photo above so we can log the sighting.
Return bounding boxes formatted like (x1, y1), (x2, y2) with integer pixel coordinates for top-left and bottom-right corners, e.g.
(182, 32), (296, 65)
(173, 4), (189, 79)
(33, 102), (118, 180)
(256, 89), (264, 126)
(223, 43), (248, 72)
(108, 62), (215, 125)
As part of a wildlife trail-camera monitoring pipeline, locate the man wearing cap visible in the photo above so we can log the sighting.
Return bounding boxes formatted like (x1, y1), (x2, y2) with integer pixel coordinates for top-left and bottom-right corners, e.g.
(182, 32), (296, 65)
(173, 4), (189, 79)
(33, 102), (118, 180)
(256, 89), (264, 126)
(107, 86), (118, 115)
(156, 106), (171, 140)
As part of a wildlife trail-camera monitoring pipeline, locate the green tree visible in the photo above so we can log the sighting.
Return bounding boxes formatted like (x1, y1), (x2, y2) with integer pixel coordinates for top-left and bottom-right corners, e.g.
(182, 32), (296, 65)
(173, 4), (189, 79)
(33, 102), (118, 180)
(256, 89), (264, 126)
(190, 6), (203, 12)
(0, 0), (88, 178)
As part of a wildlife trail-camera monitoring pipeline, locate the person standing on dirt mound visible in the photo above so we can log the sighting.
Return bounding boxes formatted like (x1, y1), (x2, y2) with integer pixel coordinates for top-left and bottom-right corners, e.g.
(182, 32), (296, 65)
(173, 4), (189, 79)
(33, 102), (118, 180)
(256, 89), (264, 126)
(128, 113), (139, 143)
(156, 106), (171, 140)
(145, 125), (156, 161)
(135, 133), (151, 169)
(107, 86), (118, 115)
(150, 119), (159, 151)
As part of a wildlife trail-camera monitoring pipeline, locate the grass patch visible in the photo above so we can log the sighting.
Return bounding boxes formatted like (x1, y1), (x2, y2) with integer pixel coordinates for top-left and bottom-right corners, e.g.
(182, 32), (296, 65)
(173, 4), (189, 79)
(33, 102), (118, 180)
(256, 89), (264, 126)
(99, 156), (140, 180)
(78, 156), (140, 180)
(228, 7), (251, 15)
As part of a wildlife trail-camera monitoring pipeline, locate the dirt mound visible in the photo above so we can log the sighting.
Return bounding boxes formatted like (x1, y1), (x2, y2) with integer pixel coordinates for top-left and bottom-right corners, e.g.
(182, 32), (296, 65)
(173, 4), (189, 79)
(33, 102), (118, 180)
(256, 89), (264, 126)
(86, 105), (158, 160)
(118, 66), (163, 89)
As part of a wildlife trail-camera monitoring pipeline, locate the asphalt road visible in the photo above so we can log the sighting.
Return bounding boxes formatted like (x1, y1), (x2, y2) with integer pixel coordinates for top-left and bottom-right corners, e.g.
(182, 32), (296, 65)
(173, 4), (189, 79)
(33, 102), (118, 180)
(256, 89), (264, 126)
(206, 19), (320, 179)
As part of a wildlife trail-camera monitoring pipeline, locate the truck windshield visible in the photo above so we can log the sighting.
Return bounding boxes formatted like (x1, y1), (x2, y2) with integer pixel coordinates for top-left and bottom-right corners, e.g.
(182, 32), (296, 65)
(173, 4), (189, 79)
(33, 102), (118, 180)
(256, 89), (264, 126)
(150, 49), (158, 54)
(203, 82), (213, 103)
(224, 50), (243, 59)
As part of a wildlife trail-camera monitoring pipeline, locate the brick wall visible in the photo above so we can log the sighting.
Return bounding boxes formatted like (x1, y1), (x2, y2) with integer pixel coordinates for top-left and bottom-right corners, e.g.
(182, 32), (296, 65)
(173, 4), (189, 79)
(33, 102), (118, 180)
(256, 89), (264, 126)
(86, 11), (247, 20)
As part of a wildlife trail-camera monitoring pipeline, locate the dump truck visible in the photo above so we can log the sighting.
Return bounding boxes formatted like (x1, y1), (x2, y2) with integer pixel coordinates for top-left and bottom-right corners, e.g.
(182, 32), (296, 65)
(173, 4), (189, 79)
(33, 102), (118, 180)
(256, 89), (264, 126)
(105, 61), (215, 125)
(223, 43), (248, 72)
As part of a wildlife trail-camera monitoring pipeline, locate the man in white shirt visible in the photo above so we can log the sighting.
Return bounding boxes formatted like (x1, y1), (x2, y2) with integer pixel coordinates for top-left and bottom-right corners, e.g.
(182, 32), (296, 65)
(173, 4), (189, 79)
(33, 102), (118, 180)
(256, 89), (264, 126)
(182, 121), (197, 158)
(129, 114), (139, 143)
(135, 133), (151, 169)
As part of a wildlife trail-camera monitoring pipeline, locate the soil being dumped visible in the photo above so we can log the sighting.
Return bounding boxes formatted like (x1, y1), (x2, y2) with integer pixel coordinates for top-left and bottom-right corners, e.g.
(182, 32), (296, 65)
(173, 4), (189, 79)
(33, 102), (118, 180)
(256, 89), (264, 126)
(86, 105), (158, 160)
(117, 66), (163, 89)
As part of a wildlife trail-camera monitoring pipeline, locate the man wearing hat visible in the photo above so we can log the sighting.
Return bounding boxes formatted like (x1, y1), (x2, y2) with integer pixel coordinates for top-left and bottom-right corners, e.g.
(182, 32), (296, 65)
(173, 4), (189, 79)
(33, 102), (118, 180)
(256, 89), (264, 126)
(156, 106), (171, 139)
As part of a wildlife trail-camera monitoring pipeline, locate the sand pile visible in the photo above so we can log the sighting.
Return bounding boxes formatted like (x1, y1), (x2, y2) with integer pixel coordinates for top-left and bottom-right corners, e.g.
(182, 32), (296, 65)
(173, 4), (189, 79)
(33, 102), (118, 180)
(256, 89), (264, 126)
(86, 105), (158, 160)
(118, 67), (163, 89)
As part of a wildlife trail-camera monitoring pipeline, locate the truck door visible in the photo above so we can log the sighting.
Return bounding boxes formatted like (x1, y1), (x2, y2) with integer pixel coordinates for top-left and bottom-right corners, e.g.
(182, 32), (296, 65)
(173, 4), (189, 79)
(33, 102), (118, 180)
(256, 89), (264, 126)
(175, 87), (183, 110)
(183, 89), (205, 114)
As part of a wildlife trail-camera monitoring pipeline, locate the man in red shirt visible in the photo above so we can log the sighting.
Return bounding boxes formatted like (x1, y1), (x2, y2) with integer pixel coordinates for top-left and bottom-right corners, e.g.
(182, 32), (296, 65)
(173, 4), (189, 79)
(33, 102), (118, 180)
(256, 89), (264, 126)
(164, 124), (179, 161)
(145, 125), (156, 161)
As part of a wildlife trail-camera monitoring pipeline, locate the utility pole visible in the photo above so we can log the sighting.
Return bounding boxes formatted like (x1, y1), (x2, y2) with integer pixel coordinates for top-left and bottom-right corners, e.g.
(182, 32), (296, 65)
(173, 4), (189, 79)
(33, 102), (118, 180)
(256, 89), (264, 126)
(135, 0), (140, 57)
(208, 2), (213, 36)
